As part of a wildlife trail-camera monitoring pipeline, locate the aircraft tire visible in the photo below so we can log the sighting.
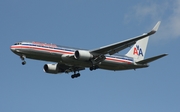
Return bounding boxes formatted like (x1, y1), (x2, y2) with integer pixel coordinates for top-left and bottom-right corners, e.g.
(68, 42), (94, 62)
(71, 75), (75, 79)
(22, 61), (26, 65)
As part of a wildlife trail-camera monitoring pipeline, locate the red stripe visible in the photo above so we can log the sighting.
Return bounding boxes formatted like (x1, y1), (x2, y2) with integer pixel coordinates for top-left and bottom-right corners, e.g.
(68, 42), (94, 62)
(11, 46), (74, 54)
(106, 58), (132, 64)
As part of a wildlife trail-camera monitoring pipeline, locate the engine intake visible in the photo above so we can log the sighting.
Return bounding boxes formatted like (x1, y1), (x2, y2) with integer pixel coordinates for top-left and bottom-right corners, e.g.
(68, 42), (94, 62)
(74, 50), (93, 60)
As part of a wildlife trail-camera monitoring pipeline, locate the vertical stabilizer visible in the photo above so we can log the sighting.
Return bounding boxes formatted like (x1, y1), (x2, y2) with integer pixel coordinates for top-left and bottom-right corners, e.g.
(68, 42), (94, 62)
(126, 35), (149, 62)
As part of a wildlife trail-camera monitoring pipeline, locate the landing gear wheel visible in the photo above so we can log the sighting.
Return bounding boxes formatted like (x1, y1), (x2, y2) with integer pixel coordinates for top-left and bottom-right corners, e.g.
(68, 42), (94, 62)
(71, 75), (75, 79)
(22, 61), (26, 65)
(76, 73), (80, 77)
(90, 67), (93, 71)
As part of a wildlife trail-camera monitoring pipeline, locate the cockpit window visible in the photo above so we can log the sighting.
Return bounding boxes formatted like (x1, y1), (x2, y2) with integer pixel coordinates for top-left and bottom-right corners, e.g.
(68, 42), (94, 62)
(14, 42), (22, 45)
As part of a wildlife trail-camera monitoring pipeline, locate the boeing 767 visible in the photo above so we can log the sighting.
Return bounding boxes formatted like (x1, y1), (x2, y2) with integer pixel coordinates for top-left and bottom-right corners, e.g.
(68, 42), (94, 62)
(10, 21), (167, 78)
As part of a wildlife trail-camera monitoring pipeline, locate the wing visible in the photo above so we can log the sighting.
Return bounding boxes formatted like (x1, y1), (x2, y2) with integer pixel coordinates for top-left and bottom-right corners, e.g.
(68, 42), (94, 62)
(90, 21), (161, 55)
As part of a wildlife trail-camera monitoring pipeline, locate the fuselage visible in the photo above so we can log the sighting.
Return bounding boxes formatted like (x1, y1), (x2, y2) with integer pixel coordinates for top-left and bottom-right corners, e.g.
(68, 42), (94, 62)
(10, 41), (148, 71)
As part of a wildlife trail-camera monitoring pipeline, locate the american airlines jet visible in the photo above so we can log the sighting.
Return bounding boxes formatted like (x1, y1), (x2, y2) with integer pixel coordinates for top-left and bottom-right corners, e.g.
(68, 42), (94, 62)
(10, 21), (167, 78)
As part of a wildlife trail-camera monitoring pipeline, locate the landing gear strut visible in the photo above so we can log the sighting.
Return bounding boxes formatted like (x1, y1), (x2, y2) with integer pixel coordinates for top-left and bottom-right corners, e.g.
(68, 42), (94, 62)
(20, 55), (26, 65)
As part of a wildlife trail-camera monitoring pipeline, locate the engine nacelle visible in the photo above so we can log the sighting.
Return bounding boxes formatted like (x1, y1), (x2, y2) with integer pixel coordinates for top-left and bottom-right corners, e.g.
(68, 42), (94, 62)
(74, 50), (93, 60)
(43, 64), (62, 74)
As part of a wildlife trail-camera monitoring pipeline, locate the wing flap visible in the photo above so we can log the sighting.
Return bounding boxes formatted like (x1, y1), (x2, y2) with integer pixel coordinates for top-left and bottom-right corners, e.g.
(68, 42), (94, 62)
(136, 54), (168, 64)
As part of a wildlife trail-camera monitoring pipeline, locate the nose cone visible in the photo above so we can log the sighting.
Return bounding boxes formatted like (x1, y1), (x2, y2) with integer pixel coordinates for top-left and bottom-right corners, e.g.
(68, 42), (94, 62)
(10, 45), (16, 52)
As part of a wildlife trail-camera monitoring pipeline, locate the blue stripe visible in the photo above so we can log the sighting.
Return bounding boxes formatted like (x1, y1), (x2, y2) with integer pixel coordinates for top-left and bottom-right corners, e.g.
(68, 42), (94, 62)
(106, 55), (133, 62)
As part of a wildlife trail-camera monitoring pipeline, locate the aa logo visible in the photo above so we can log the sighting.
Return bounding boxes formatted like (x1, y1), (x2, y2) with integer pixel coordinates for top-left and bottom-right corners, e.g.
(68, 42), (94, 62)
(133, 45), (143, 56)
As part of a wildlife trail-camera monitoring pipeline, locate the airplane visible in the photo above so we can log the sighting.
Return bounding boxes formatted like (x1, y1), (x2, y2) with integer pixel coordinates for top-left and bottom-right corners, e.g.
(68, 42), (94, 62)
(10, 21), (167, 79)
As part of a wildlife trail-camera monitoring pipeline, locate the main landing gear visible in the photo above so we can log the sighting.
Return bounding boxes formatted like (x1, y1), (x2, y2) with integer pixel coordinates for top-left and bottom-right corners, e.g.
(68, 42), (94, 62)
(20, 55), (26, 65)
(71, 72), (81, 79)
(89, 65), (98, 71)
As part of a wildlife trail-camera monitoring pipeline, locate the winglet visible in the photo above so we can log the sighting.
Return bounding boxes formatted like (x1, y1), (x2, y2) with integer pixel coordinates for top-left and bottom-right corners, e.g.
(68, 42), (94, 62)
(153, 21), (161, 32)
(148, 21), (161, 35)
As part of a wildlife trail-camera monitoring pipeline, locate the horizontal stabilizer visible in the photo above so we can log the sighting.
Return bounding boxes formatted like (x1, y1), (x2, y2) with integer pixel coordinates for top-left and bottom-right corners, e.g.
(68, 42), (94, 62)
(136, 54), (168, 64)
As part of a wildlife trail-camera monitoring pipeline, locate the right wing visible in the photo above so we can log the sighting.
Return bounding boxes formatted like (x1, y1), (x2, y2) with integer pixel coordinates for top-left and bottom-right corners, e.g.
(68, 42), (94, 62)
(90, 21), (161, 55)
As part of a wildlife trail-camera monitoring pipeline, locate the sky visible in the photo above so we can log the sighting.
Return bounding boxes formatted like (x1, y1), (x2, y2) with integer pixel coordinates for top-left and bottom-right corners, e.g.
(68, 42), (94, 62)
(0, 0), (180, 112)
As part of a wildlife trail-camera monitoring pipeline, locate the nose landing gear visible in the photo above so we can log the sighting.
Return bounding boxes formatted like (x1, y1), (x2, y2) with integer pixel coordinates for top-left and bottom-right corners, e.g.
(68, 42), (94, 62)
(20, 55), (26, 65)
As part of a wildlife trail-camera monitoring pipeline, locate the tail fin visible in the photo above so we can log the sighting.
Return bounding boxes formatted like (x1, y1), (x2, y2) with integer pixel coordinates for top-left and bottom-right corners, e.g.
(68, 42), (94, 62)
(126, 35), (149, 62)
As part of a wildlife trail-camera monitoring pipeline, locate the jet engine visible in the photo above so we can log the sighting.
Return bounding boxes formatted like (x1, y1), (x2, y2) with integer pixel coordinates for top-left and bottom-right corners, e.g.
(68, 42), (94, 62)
(74, 50), (93, 60)
(43, 64), (63, 74)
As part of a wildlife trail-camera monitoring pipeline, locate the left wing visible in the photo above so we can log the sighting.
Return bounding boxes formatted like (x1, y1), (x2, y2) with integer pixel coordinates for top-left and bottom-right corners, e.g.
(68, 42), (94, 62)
(90, 21), (161, 55)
